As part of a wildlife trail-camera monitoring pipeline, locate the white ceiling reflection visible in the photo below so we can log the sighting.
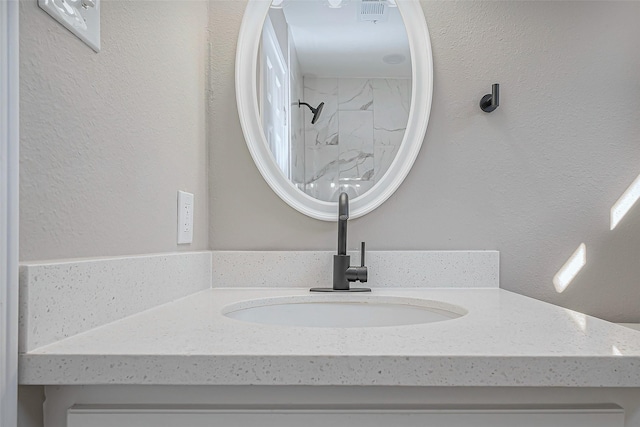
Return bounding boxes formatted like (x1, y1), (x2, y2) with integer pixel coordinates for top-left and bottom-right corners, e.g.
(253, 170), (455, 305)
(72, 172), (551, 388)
(279, 0), (411, 78)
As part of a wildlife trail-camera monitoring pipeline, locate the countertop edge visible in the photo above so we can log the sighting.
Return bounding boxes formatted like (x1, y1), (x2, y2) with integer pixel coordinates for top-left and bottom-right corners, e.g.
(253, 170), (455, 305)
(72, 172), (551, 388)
(18, 353), (640, 387)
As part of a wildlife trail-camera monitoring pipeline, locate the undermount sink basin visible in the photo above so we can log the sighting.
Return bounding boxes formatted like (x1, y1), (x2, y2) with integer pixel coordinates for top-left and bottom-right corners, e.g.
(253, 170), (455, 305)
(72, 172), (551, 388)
(222, 295), (467, 328)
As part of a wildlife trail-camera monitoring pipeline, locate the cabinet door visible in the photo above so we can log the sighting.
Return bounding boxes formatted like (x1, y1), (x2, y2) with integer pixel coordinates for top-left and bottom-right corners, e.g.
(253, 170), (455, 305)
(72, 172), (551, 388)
(67, 405), (624, 427)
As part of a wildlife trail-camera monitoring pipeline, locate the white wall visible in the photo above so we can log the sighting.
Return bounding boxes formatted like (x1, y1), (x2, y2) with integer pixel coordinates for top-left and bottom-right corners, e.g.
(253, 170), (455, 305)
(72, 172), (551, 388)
(209, 1), (640, 322)
(19, 0), (210, 261)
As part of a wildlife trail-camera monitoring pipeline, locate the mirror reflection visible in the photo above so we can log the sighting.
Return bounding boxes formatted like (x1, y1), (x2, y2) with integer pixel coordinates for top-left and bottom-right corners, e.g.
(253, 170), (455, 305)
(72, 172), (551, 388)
(259, 0), (412, 202)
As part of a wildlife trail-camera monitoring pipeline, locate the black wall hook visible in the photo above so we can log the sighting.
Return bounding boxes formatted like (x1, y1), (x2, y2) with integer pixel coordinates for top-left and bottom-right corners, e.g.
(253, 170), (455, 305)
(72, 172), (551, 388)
(480, 83), (500, 113)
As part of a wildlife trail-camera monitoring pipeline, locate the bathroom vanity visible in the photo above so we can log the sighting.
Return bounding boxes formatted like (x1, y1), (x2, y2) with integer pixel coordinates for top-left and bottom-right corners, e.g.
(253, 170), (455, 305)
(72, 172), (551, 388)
(17, 251), (640, 427)
(15, 0), (640, 424)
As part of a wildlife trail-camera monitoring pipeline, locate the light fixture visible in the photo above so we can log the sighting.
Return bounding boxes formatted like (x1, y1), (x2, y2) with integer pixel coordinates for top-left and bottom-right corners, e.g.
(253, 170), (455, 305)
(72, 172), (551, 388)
(382, 53), (406, 65)
(270, 0), (284, 8)
(327, 0), (343, 8)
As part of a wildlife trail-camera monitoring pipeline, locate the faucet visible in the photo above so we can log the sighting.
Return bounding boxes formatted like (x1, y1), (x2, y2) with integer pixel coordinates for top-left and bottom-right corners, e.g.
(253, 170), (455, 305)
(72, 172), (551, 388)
(311, 192), (370, 292)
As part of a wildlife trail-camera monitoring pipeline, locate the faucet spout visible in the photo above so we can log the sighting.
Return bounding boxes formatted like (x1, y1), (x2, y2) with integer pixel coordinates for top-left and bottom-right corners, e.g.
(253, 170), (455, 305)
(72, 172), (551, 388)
(337, 192), (349, 256)
(310, 192), (370, 292)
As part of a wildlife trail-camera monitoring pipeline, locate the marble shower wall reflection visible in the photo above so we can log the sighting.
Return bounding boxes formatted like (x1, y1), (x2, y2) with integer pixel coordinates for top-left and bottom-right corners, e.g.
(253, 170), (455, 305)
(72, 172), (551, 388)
(299, 77), (411, 202)
(289, 39), (305, 187)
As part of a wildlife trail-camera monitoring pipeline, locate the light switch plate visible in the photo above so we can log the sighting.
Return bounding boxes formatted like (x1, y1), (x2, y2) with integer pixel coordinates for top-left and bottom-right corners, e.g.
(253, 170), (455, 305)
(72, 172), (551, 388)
(38, 0), (101, 52)
(177, 191), (194, 245)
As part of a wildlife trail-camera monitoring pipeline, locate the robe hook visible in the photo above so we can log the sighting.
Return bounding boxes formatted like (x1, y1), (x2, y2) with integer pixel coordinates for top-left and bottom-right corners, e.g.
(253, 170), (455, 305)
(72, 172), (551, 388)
(480, 83), (500, 113)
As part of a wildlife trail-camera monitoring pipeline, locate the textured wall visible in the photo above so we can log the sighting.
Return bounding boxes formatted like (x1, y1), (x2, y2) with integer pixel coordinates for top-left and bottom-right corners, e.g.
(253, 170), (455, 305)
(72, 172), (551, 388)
(20, 0), (209, 261)
(209, 1), (640, 322)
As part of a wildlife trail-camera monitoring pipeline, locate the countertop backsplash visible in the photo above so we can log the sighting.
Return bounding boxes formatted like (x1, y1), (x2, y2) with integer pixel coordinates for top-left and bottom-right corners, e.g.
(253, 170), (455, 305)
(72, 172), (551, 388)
(19, 250), (497, 352)
(211, 251), (499, 289)
(19, 251), (212, 352)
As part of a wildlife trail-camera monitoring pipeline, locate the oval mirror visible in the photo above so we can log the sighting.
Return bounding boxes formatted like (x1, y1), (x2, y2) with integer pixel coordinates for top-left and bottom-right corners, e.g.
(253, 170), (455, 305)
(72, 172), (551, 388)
(236, 0), (432, 221)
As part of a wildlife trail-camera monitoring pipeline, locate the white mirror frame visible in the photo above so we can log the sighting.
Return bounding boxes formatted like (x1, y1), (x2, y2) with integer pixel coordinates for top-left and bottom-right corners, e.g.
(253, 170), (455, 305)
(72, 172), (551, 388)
(236, 0), (433, 221)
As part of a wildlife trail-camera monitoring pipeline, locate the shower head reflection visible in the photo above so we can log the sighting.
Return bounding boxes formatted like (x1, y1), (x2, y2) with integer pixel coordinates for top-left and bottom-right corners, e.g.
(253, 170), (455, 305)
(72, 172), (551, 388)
(298, 100), (325, 124)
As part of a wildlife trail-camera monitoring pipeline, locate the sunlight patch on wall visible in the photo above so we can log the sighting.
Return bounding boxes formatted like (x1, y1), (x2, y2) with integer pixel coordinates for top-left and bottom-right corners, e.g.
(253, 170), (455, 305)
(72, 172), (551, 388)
(612, 345), (623, 356)
(611, 173), (640, 230)
(553, 243), (586, 293)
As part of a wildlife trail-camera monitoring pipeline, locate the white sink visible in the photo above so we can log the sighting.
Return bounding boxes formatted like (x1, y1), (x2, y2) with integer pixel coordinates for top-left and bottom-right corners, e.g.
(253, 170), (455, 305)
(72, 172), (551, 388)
(222, 295), (467, 328)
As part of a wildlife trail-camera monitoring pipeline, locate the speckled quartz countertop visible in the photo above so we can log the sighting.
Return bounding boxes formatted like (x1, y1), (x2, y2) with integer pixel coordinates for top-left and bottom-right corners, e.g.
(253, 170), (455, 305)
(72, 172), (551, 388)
(18, 287), (640, 387)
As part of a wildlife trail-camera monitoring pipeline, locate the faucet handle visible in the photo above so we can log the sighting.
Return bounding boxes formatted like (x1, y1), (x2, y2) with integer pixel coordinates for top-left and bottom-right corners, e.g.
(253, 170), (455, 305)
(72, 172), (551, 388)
(343, 241), (369, 285)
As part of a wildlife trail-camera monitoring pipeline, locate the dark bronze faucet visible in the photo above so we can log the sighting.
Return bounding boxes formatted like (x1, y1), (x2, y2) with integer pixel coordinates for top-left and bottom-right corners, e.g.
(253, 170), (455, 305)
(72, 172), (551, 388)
(311, 192), (370, 292)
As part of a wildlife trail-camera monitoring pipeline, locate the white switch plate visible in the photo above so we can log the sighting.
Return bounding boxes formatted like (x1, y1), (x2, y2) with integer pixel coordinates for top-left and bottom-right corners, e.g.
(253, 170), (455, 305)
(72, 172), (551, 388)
(39, 0), (101, 52)
(177, 191), (194, 245)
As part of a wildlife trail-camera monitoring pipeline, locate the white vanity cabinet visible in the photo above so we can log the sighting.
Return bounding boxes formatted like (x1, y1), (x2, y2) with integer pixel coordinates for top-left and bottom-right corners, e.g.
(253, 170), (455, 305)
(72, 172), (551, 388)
(66, 405), (625, 427)
(43, 385), (639, 427)
(19, 260), (640, 427)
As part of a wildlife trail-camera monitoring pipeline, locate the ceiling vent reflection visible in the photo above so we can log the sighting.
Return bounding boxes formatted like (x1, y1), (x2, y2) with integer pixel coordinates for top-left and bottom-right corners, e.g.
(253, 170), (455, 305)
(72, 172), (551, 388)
(553, 243), (586, 293)
(611, 173), (640, 230)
